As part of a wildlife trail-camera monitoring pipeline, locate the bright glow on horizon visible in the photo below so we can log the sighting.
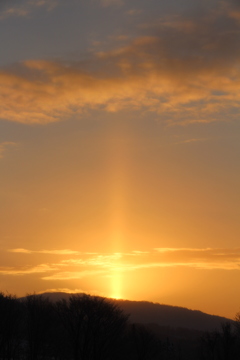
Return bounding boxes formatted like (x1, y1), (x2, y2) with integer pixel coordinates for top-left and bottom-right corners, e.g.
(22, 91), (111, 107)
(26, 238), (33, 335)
(110, 271), (122, 300)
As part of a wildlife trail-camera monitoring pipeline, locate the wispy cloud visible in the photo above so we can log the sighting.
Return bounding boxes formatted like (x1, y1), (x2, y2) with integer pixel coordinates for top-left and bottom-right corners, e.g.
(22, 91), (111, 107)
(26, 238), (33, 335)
(37, 287), (105, 297)
(0, 263), (57, 275)
(37, 288), (85, 294)
(42, 248), (240, 273)
(155, 248), (213, 253)
(0, 141), (17, 158)
(229, 11), (240, 20)
(42, 270), (106, 280)
(152, 248), (240, 270)
(9, 248), (80, 255)
(175, 138), (209, 145)
(126, 9), (142, 16)
(61, 253), (122, 267)
(0, 0), (58, 19)
(3, 248), (240, 282)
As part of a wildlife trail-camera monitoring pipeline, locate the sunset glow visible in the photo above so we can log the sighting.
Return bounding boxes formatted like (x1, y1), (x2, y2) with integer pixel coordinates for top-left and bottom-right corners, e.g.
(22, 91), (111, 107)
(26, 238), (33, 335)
(110, 271), (122, 300)
(0, 0), (240, 320)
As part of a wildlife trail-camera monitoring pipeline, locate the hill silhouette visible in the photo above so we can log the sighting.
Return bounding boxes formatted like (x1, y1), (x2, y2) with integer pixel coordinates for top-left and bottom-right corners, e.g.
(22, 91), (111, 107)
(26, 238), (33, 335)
(40, 292), (232, 332)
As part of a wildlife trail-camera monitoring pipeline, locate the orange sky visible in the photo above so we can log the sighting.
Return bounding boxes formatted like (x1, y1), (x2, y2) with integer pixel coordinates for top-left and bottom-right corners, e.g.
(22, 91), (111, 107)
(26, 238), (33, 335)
(0, 0), (240, 319)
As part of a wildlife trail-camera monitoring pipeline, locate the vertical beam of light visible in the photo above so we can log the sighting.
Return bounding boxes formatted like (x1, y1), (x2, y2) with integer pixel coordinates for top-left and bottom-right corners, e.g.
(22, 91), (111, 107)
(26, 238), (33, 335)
(111, 271), (122, 300)
(107, 123), (129, 251)
(107, 122), (130, 299)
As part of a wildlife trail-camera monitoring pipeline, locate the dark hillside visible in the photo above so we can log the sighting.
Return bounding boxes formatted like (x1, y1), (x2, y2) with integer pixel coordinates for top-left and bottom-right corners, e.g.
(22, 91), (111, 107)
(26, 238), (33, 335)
(41, 292), (232, 331)
(114, 299), (232, 331)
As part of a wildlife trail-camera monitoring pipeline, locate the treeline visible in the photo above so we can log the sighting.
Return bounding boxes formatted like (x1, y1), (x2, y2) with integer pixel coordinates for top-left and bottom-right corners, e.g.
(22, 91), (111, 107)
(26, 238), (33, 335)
(0, 292), (240, 360)
(0, 292), (172, 360)
(200, 320), (240, 360)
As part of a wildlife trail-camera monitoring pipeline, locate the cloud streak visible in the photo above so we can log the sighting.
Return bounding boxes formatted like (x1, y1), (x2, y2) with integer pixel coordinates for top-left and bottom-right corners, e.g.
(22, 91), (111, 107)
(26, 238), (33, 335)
(37, 288), (86, 294)
(0, 263), (57, 275)
(3, 248), (240, 282)
(9, 248), (80, 255)
(42, 270), (106, 280)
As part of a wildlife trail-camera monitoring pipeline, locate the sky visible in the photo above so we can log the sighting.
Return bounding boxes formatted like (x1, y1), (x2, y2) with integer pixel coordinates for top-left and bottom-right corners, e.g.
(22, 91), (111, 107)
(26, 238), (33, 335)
(0, 0), (240, 319)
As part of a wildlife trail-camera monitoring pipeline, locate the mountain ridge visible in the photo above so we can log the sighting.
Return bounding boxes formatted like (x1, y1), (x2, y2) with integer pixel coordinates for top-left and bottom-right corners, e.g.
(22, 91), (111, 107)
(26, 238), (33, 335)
(37, 292), (233, 332)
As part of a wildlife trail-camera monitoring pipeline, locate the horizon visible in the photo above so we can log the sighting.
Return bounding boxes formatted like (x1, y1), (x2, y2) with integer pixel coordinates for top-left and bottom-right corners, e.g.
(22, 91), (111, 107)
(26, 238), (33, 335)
(8, 290), (234, 322)
(1, 0), (240, 320)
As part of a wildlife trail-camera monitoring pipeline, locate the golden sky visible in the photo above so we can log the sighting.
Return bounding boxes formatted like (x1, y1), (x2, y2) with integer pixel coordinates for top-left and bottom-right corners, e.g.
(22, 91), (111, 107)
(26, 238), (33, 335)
(0, 0), (240, 319)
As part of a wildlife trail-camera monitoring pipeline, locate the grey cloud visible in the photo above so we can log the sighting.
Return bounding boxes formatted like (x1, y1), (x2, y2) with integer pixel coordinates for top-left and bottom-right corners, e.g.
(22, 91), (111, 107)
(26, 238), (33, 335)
(0, 0), (24, 10)
(1, 1), (240, 124)
(0, 0), (58, 18)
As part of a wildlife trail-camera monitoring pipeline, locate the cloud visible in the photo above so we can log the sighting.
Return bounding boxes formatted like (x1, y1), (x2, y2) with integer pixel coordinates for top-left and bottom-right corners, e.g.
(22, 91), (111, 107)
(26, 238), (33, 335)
(0, 0), (240, 124)
(0, 0), (58, 19)
(152, 248), (240, 270)
(155, 248), (213, 253)
(44, 248), (240, 275)
(100, 0), (124, 7)
(229, 11), (240, 20)
(0, 263), (57, 275)
(42, 270), (106, 280)
(175, 138), (209, 145)
(3, 248), (240, 282)
(126, 9), (142, 16)
(9, 248), (33, 254)
(0, 141), (17, 158)
(9, 248), (80, 255)
(37, 288), (86, 294)
(1, 2), (240, 125)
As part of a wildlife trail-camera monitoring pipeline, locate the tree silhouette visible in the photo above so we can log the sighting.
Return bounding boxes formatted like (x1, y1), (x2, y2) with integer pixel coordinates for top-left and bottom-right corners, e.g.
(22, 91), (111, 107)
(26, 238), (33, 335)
(127, 323), (164, 360)
(219, 322), (236, 360)
(55, 294), (128, 360)
(0, 291), (239, 360)
(201, 331), (220, 360)
(0, 293), (23, 360)
(23, 294), (55, 360)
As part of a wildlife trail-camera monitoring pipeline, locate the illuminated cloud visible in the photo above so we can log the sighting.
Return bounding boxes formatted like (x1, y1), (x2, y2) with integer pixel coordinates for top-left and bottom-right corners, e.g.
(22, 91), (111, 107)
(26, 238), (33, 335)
(229, 11), (240, 20)
(42, 270), (106, 280)
(9, 248), (33, 254)
(155, 248), (213, 253)
(3, 248), (240, 282)
(152, 248), (240, 270)
(1, 2), (240, 125)
(44, 248), (240, 276)
(132, 250), (149, 255)
(37, 288), (85, 294)
(61, 253), (122, 267)
(0, 264), (57, 275)
(9, 248), (80, 255)
(175, 138), (209, 145)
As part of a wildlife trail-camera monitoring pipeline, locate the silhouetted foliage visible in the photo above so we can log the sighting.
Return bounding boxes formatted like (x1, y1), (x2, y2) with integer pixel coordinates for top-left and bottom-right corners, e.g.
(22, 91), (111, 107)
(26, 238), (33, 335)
(201, 330), (220, 360)
(23, 294), (55, 360)
(55, 294), (128, 360)
(201, 322), (238, 360)
(0, 292), (240, 360)
(0, 293), (23, 360)
(127, 323), (164, 360)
